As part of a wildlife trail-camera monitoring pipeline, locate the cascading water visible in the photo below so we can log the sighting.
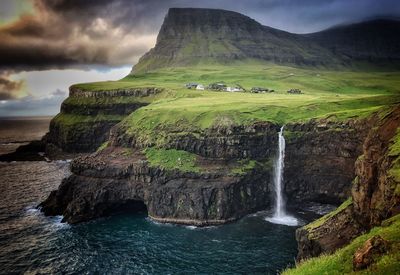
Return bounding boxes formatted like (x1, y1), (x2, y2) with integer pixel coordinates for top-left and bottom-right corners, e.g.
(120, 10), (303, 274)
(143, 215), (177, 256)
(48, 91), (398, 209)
(266, 126), (298, 226)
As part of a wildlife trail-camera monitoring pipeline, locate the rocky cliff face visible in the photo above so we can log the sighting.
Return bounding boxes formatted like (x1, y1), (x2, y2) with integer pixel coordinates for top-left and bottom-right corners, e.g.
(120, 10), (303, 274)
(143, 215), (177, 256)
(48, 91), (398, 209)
(296, 106), (400, 261)
(40, 146), (274, 225)
(44, 86), (163, 153)
(285, 119), (370, 204)
(111, 121), (279, 159)
(41, 117), (366, 225)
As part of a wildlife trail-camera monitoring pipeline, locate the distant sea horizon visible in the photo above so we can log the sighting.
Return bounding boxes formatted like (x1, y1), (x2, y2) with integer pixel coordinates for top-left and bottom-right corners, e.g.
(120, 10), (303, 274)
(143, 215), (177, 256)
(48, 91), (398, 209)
(0, 115), (54, 120)
(0, 116), (52, 155)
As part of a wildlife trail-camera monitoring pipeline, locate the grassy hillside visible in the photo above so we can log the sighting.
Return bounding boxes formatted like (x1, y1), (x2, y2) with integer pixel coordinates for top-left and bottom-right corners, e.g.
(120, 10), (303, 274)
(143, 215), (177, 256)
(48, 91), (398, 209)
(73, 64), (400, 147)
(283, 214), (400, 275)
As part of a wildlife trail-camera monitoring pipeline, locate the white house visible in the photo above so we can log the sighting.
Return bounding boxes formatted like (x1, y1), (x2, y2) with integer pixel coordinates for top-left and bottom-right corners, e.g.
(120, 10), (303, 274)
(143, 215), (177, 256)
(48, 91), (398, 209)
(196, 84), (205, 90)
(227, 86), (243, 92)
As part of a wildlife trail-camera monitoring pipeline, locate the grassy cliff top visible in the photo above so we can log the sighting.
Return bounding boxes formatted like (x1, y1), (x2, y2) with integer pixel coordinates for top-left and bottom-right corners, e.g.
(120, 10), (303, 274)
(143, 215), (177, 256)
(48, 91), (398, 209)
(71, 64), (400, 147)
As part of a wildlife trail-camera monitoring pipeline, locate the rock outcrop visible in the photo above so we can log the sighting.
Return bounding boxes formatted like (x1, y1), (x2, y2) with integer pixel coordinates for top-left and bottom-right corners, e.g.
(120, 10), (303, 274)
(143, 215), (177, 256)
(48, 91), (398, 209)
(40, 146), (273, 225)
(44, 87), (164, 153)
(352, 235), (389, 271)
(296, 105), (400, 261)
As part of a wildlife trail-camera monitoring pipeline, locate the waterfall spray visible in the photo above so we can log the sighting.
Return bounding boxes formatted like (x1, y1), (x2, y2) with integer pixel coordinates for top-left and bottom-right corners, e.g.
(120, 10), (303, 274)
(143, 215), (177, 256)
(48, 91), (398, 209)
(266, 126), (298, 226)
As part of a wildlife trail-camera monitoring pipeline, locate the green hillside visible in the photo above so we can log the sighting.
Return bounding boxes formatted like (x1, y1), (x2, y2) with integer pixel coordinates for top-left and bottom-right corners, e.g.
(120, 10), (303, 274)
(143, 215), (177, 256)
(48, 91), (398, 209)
(73, 64), (400, 147)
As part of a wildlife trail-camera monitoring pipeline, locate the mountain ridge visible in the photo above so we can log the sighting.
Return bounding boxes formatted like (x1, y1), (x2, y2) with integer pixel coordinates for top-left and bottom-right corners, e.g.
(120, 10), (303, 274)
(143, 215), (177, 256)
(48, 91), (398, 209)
(131, 8), (400, 73)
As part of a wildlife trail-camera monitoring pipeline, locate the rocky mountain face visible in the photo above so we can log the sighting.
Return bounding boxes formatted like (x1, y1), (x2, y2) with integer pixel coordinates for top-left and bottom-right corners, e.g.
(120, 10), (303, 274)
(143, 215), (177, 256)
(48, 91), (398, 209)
(296, 106), (400, 260)
(131, 8), (339, 73)
(307, 19), (400, 66)
(132, 9), (400, 73)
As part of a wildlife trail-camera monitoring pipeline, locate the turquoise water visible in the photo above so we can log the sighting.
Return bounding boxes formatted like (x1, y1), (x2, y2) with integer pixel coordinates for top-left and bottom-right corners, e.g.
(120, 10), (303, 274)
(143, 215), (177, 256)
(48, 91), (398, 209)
(0, 161), (302, 274)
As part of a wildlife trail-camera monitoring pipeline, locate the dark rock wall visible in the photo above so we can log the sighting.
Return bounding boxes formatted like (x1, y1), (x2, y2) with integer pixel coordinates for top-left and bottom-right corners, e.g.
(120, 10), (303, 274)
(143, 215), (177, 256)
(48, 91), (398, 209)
(111, 121), (279, 160)
(296, 106), (400, 261)
(285, 119), (370, 204)
(41, 116), (371, 226)
(41, 147), (273, 225)
(352, 106), (400, 227)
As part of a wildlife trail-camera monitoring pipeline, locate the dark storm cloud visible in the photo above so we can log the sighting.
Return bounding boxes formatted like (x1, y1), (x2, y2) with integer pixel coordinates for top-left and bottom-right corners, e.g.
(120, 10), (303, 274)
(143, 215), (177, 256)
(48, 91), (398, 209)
(0, 0), (399, 71)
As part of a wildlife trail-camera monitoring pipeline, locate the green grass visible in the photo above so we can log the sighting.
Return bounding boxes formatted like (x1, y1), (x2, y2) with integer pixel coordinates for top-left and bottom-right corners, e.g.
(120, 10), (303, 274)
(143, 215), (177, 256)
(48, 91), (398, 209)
(388, 128), (400, 194)
(97, 141), (109, 152)
(283, 214), (400, 275)
(69, 64), (400, 148)
(305, 198), (353, 231)
(230, 159), (258, 175)
(52, 113), (124, 126)
(144, 147), (200, 173)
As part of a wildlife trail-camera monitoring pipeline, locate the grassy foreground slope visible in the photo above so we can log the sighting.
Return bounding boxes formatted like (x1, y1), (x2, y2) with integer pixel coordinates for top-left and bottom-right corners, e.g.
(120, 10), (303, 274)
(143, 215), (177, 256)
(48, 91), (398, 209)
(283, 213), (400, 275)
(74, 64), (400, 147)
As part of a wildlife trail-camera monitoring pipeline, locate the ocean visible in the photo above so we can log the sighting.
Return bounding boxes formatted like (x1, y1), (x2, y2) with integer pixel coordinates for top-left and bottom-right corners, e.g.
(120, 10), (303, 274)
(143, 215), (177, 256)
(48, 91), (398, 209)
(0, 117), (328, 274)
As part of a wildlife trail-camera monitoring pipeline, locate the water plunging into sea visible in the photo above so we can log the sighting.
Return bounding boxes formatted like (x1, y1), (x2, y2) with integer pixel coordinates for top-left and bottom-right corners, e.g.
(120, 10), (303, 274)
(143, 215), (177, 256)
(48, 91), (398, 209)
(266, 126), (299, 226)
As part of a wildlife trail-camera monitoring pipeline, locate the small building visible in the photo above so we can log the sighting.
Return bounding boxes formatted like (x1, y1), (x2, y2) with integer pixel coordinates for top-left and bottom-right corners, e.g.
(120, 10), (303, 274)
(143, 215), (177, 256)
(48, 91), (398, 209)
(227, 86), (244, 92)
(208, 82), (227, 91)
(251, 87), (272, 93)
(185, 83), (198, 89)
(287, 88), (302, 94)
(196, 84), (205, 90)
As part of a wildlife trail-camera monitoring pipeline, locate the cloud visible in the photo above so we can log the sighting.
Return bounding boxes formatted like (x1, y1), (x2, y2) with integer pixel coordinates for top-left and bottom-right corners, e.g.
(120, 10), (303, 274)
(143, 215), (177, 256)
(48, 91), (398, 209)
(0, 93), (66, 116)
(0, 71), (25, 100)
(0, 0), (399, 72)
(0, 0), (159, 70)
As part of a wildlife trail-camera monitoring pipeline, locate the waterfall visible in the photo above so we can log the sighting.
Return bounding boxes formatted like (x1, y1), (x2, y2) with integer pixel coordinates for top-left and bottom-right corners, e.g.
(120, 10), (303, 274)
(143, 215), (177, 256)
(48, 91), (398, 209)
(266, 126), (298, 226)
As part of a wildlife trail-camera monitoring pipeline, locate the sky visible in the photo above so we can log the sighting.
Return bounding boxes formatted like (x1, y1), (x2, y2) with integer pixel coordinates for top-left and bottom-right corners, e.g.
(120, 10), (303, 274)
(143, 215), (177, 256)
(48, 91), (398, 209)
(0, 0), (399, 116)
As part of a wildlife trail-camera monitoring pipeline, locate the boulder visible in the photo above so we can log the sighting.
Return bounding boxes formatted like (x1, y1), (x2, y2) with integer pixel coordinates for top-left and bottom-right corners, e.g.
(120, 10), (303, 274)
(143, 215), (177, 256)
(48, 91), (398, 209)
(353, 235), (389, 271)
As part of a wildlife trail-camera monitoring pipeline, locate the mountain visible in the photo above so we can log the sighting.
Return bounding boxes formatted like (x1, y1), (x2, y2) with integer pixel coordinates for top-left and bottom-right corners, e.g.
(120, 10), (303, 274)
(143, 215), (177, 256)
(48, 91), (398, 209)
(131, 8), (339, 73)
(307, 19), (400, 65)
(131, 8), (400, 73)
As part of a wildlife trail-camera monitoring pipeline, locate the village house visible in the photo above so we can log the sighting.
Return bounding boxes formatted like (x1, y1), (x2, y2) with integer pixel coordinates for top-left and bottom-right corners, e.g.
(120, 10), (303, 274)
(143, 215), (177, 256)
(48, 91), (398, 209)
(185, 83), (198, 89)
(196, 84), (205, 90)
(208, 83), (227, 91)
(287, 88), (303, 94)
(250, 87), (273, 93)
(227, 86), (244, 92)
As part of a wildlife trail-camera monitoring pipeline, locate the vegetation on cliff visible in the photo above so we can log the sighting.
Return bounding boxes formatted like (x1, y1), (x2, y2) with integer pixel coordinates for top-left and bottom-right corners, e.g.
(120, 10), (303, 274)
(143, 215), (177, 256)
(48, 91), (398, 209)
(144, 148), (200, 173)
(284, 214), (400, 275)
